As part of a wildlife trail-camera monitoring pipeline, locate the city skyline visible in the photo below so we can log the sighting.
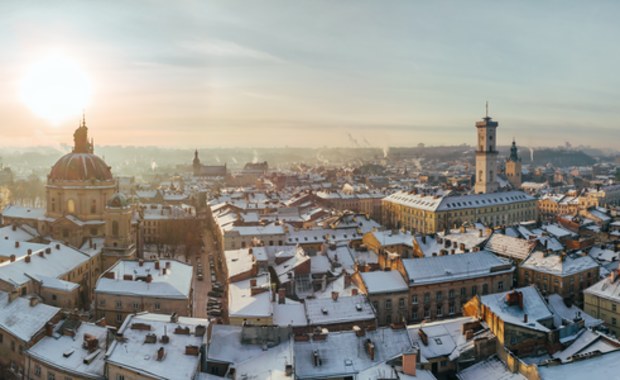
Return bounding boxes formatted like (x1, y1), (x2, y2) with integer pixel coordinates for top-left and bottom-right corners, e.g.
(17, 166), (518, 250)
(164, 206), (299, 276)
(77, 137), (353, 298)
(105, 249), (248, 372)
(1, 1), (619, 149)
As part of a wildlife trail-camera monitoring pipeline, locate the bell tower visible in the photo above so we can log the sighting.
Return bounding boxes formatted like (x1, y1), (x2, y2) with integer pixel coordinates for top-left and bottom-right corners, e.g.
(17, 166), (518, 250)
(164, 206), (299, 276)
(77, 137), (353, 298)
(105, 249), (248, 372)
(506, 139), (522, 189)
(474, 102), (499, 194)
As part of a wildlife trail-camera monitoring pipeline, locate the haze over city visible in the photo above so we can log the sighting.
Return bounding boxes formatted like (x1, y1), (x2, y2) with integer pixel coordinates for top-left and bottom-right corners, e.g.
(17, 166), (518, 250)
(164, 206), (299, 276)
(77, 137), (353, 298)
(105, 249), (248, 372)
(1, 1), (619, 149)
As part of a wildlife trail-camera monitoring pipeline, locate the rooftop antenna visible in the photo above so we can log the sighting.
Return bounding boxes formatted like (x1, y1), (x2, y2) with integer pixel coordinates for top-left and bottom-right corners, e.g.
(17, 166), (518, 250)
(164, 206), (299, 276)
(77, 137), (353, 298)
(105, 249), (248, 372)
(485, 101), (489, 118)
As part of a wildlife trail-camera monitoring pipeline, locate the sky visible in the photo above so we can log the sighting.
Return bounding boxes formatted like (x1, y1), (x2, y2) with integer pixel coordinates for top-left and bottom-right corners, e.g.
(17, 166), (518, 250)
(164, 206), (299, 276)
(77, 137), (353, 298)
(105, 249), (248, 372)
(1, 0), (619, 149)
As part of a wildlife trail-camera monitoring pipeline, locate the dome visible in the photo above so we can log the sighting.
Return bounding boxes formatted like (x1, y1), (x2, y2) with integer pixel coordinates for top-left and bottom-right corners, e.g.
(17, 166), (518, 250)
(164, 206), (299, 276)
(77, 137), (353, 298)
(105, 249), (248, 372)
(49, 153), (113, 182)
(107, 192), (129, 208)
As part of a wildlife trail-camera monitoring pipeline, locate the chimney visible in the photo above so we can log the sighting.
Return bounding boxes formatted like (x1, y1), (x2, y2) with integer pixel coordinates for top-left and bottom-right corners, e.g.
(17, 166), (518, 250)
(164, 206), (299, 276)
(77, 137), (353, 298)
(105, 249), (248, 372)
(421, 235), (427, 244)
(479, 229), (483, 238)
(15, 241), (19, 248)
(9, 254), (15, 262)
(156, 347), (165, 361)
(55, 244), (60, 250)
(146, 274), (153, 283)
(354, 325), (365, 337)
(45, 322), (54, 337)
(139, 259), (144, 267)
(344, 272), (352, 289)
(250, 278), (257, 287)
(331, 291), (339, 302)
(27, 249), (32, 256)
(365, 339), (375, 361)
(25, 255), (31, 263)
(352, 288), (358, 296)
(278, 288), (286, 304)
(29, 297), (39, 307)
(155, 261), (160, 270)
(185, 345), (200, 356)
(162, 268), (167, 275)
(523, 313), (528, 323)
(166, 261), (171, 269)
(312, 350), (322, 367)
(45, 247), (51, 254)
(402, 352), (417, 376)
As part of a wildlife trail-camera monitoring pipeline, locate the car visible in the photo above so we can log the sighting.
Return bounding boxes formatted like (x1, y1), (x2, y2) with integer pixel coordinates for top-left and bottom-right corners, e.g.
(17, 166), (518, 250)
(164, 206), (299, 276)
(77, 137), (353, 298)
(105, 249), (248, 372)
(212, 285), (224, 292)
(208, 310), (222, 317)
(208, 296), (221, 302)
(197, 273), (204, 281)
(208, 290), (223, 298)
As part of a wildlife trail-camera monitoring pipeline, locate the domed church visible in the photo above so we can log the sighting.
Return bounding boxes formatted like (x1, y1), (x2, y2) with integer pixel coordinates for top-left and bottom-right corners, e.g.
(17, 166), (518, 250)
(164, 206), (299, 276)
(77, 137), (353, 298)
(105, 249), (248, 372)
(3, 116), (137, 270)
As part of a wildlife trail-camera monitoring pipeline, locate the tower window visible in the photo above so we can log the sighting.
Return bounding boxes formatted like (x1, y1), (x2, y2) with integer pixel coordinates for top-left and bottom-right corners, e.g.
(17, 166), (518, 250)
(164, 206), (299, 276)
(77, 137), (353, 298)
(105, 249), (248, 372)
(66, 199), (75, 214)
(112, 221), (119, 237)
(91, 200), (97, 214)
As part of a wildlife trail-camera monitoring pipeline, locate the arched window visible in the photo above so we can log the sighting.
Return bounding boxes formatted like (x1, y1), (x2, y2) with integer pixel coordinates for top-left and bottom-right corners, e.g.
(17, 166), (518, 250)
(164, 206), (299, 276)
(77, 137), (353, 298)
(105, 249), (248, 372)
(112, 221), (119, 237)
(67, 199), (75, 214)
(51, 198), (56, 212)
(90, 199), (97, 214)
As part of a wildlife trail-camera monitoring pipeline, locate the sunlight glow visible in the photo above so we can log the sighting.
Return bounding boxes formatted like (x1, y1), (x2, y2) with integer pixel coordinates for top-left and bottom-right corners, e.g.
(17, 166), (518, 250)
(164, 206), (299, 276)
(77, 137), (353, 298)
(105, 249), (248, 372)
(20, 54), (92, 125)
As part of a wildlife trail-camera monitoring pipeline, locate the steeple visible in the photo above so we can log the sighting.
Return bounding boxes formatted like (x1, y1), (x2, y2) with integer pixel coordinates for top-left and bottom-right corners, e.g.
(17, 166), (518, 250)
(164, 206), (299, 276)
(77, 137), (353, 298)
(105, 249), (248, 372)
(73, 113), (94, 154)
(193, 149), (200, 167)
(509, 139), (520, 162)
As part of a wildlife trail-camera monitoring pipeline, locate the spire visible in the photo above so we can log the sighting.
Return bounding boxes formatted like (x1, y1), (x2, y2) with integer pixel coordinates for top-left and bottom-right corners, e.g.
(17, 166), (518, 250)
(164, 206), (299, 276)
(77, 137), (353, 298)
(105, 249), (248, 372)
(509, 139), (520, 162)
(73, 112), (94, 153)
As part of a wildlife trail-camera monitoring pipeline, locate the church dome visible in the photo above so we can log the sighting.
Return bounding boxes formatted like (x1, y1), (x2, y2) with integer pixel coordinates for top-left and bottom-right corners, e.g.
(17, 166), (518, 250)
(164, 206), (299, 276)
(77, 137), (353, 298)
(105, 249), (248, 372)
(49, 153), (113, 182)
(48, 116), (113, 182)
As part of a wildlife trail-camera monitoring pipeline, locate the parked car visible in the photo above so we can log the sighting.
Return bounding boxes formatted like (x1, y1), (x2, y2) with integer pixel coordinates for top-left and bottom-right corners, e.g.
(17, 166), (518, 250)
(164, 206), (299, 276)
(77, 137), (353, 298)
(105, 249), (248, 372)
(208, 310), (222, 317)
(208, 290), (223, 298)
(197, 273), (204, 281)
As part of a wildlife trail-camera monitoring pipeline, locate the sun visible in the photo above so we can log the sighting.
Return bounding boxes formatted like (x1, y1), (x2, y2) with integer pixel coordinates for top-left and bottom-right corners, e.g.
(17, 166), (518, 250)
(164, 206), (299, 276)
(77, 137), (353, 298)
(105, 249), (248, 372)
(20, 54), (92, 125)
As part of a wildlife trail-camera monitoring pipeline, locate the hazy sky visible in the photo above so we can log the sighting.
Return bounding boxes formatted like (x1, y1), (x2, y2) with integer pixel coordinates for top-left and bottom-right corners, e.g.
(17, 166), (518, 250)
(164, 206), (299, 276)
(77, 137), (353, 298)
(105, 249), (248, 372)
(1, 1), (619, 149)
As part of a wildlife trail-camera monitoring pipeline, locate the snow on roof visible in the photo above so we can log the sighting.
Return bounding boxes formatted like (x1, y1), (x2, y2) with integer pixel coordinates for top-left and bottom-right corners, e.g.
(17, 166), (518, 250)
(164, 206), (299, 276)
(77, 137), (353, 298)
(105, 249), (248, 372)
(588, 246), (618, 263)
(547, 294), (602, 328)
(305, 295), (374, 326)
(273, 301), (308, 327)
(294, 327), (414, 379)
(273, 247), (310, 283)
(360, 271), (408, 294)
(1, 205), (50, 221)
(551, 329), (620, 363)
(286, 226), (363, 245)
(384, 190), (534, 213)
(96, 260), (192, 299)
(0, 292), (60, 341)
(407, 317), (485, 362)
(540, 224), (577, 239)
(0, 241), (90, 286)
(521, 251), (599, 277)
(207, 324), (294, 379)
(538, 349), (620, 380)
(584, 275), (620, 303)
(0, 224), (37, 242)
(402, 251), (513, 286)
(457, 355), (526, 380)
(371, 230), (414, 247)
(225, 248), (256, 280)
(310, 255), (331, 274)
(106, 313), (208, 380)
(31, 274), (79, 292)
(480, 286), (553, 333)
(27, 322), (106, 379)
(485, 233), (536, 261)
(230, 223), (286, 237)
(228, 274), (273, 318)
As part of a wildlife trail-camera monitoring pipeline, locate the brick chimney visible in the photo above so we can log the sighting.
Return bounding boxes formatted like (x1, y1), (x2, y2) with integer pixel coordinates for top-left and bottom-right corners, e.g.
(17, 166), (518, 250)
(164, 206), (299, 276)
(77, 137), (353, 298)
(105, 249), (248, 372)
(139, 259), (144, 267)
(331, 291), (339, 302)
(250, 278), (257, 287)
(523, 313), (528, 323)
(402, 352), (417, 376)
(15, 241), (19, 248)
(278, 288), (286, 304)
(352, 288), (358, 296)
(25, 255), (30, 263)
(156, 347), (165, 361)
(9, 254), (15, 262)
(146, 274), (153, 283)
(155, 261), (160, 270)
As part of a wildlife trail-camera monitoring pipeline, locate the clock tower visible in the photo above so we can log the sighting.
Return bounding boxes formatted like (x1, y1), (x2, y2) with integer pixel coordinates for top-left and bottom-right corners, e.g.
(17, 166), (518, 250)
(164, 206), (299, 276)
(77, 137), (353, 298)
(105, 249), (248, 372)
(474, 103), (499, 194)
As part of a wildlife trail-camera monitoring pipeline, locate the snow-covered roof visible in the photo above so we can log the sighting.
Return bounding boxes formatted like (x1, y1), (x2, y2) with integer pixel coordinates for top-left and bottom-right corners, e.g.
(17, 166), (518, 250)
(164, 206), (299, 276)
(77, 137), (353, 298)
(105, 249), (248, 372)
(0, 292), (60, 341)
(224, 248), (256, 280)
(551, 329), (620, 363)
(402, 251), (513, 286)
(105, 313), (208, 380)
(294, 327), (414, 379)
(27, 322), (106, 379)
(384, 190), (534, 212)
(0, 241), (90, 287)
(370, 230), (414, 248)
(228, 274), (273, 319)
(485, 233), (536, 261)
(521, 251), (599, 277)
(273, 300), (308, 327)
(546, 294), (602, 328)
(480, 286), (553, 333)
(95, 260), (192, 299)
(584, 275), (620, 303)
(0, 224), (37, 242)
(457, 355), (526, 380)
(360, 271), (408, 294)
(538, 349), (620, 380)
(305, 295), (374, 326)
(2, 205), (51, 221)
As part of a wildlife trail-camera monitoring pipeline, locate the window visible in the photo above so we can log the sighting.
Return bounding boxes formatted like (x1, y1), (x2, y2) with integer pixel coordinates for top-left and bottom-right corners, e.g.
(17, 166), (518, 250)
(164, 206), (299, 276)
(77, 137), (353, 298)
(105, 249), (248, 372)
(385, 299), (392, 310)
(471, 285), (477, 296)
(412, 310), (418, 320)
(52, 294), (57, 301)
(51, 198), (56, 212)
(90, 199), (97, 214)
(116, 314), (123, 323)
(613, 304), (617, 312)
(99, 299), (106, 306)
(498, 281), (504, 291)
(448, 289), (455, 299)
(155, 302), (161, 310)
(34, 365), (41, 377)
(66, 199), (75, 214)
(424, 292), (430, 304)
(133, 303), (140, 310)
(112, 221), (119, 237)
(461, 287), (466, 298)
(449, 302), (455, 315)
(424, 307), (430, 319)
(436, 291), (443, 302)
(440, 360), (448, 368)
(613, 317), (617, 326)
(399, 298), (405, 309)
(62, 229), (69, 238)
(115, 300), (122, 309)
(116, 376), (125, 380)
(48, 372), (55, 380)
(436, 304), (443, 317)
(385, 314), (392, 324)
(373, 301), (379, 312)
(482, 284), (489, 295)
(11, 340), (15, 352)
(411, 295), (418, 305)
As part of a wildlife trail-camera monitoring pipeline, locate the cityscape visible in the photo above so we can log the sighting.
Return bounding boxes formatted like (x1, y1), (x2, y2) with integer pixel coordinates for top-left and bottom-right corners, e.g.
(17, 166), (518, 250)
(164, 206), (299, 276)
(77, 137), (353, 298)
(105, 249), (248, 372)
(1, 2), (620, 380)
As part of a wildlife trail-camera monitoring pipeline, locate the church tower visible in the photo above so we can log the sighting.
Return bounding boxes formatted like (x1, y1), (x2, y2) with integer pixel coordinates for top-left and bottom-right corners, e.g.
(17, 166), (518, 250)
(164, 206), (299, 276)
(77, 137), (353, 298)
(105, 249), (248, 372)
(102, 193), (136, 270)
(474, 103), (499, 194)
(506, 139), (522, 189)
